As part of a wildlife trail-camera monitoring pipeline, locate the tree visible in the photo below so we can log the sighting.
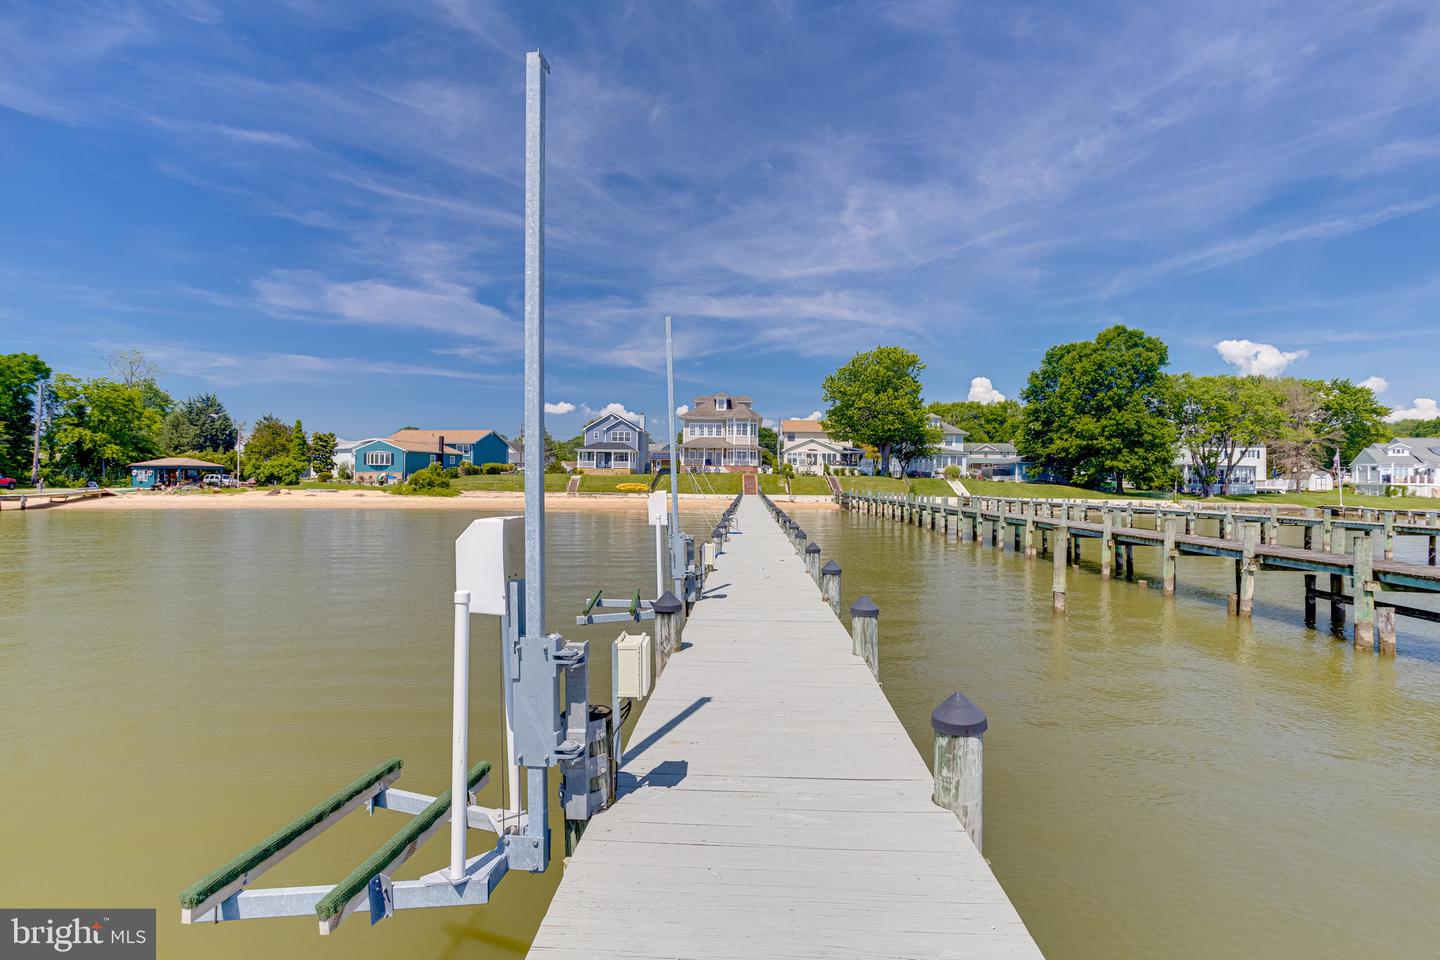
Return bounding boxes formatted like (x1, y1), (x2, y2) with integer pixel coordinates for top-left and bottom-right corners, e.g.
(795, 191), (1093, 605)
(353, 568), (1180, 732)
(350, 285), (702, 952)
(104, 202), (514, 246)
(1317, 379), (1389, 464)
(821, 346), (934, 475)
(0, 353), (51, 480)
(758, 425), (779, 469)
(160, 393), (237, 455)
(926, 399), (1023, 444)
(244, 415), (294, 463)
(46, 374), (168, 483)
(309, 431), (337, 474)
(1019, 325), (1175, 492)
(1172, 374), (1280, 495)
(290, 419), (309, 463)
(250, 455), (306, 486)
(105, 349), (160, 389)
(1269, 379), (1341, 482)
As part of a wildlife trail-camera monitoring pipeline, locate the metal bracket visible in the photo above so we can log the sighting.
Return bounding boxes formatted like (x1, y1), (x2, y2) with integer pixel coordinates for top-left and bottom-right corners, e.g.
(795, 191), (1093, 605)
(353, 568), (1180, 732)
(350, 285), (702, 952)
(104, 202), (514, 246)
(367, 875), (394, 925)
(555, 739), (585, 762)
(553, 642), (586, 668)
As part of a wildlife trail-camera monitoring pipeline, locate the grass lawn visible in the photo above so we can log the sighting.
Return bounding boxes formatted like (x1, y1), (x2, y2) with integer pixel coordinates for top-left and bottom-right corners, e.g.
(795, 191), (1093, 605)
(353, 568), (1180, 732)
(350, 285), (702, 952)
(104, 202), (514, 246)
(576, 473), (744, 495)
(758, 475), (833, 496)
(838, 476), (954, 497)
(1194, 489), (1440, 512)
(451, 473), (569, 492)
(578, 474), (656, 493)
(960, 479), (1171, 501)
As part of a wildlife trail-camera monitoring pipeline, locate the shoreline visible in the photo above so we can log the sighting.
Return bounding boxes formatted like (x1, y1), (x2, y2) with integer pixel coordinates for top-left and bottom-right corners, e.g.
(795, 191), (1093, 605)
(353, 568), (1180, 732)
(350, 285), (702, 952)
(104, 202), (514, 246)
(44, 490), (839, 512)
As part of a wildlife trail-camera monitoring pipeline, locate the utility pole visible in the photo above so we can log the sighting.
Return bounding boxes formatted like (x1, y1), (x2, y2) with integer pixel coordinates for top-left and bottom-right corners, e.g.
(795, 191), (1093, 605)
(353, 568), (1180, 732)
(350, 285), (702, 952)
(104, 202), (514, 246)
(30, 380), (44, 487)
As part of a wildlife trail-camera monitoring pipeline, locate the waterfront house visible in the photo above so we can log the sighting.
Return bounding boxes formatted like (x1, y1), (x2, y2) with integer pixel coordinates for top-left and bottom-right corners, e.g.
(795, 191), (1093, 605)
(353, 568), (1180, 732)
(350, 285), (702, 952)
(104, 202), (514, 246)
(129, 457), (226, 488)
(1176, 445), (1267, 494)
(577, 411), (650, 474)
(352, 436), (465, 484)
(387, 429), (511, 468)
(1350, 438), (1440, 497)
(908, 414), (970, 476)
(963, 441), (1030, 481)
(680, 393), (763, 472)
(780, 418), (862, 474)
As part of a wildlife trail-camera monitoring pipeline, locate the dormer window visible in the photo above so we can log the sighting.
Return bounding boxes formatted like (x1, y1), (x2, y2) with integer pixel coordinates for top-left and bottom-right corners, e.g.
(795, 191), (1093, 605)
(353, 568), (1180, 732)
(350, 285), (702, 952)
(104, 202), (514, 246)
(715, 396), (729, 410)
(1389, 445), (1409, 456)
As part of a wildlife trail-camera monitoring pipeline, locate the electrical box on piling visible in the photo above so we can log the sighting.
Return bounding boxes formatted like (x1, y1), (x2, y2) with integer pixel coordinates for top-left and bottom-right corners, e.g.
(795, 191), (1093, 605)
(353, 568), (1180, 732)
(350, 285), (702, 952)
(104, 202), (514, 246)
(615, 631), (654, 699)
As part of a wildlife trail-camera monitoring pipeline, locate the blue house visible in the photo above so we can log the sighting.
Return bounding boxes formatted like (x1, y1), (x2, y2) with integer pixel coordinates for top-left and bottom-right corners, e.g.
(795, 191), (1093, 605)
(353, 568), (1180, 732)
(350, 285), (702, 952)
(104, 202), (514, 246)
(576, 411), (650, 474)
(386, 429), (512, 468)
(353, 436), (465, 483)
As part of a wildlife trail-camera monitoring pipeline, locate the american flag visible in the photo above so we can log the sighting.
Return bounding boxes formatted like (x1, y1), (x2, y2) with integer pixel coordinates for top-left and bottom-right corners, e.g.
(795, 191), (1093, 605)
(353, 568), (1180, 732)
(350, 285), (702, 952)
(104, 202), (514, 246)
(1333, 448), (1341, 474)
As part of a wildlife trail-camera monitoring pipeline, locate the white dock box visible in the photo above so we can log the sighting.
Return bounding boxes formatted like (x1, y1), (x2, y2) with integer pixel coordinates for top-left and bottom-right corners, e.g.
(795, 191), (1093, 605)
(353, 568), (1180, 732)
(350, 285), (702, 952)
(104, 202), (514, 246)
(615, 631), (654, 699)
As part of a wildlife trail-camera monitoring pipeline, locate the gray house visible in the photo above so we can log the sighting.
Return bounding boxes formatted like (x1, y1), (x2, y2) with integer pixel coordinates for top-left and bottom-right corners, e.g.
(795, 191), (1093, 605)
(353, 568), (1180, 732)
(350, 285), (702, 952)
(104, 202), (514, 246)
(1350, 438), (1440, 497)
(577, 411), (650, 474)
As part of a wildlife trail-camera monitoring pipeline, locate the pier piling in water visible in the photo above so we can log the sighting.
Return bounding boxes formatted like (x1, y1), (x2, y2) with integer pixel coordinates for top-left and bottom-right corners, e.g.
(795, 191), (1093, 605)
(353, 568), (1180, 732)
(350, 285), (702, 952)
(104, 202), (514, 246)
(1353, 534), (1375, 650)
(931, 692), (987, 854)
(821, 560), (842, 617)
(1163, 516), (1177, 594)
(653, 591), (682, 671)
(850, 596), (879, 678)
(1053, 521), (1069, 612)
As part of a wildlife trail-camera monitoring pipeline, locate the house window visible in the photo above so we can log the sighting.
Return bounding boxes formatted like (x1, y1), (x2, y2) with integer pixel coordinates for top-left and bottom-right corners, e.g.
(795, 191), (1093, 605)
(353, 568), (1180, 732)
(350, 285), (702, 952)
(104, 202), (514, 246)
(715, 397), (729, 410)
(364, 450), (394, 467)
(592, 430), (602, 442)
(613, 430), (633, 444)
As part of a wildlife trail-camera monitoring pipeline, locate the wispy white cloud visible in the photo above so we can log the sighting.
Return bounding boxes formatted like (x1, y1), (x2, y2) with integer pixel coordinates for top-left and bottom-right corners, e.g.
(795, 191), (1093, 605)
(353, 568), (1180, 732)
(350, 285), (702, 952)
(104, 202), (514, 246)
(1215, 339), (1308, 376)
(675, 404), (689, 417)
(967, 376), (1006, 403)
(1359, 376), (1389, 393)
(801, 410), (823, 420)
(543, 400), (575, 414)
(582, 401), (642, 423)
(1385, 398), (1439, 423)
(122, 343), (499, 385)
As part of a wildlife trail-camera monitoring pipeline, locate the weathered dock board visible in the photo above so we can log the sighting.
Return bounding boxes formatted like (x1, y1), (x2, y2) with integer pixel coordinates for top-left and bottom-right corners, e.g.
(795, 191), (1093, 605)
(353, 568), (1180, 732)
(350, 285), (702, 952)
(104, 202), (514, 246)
(528, 496), (1043, 959)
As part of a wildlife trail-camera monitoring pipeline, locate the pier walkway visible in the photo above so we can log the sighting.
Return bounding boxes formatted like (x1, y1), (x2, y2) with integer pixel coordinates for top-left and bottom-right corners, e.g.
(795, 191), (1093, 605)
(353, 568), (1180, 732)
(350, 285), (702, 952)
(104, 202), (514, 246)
(528, 496), (1042, 959)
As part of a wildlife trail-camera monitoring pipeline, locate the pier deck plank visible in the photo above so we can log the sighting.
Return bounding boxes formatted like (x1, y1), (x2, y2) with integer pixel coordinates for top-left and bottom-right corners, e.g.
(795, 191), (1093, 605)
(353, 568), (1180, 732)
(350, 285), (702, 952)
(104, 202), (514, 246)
(528, 496), (1043, 959)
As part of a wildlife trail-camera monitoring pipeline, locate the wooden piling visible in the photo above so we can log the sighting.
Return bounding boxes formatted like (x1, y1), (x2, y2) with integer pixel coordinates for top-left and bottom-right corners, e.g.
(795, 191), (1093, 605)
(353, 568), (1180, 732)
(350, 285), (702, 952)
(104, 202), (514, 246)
(821, 560), (842, 617)
(805, 541), (822, 584)
(1353, 534), (1374, 650)
(1383, 512), (1395, 561)
(1052, 522), (1069, 612)
(1101, 511), (1113, 578)
(1162, 517), (1177, 594)
(654, 591), (683, 671)
(1239, 523), (1257, 617)
(931, 692), (987, 853)
(995, 504), (1006, 551)
(1377, 607), (1396, 655)
(1124, 544), (1134, 580)
(850, 596), (880, 678)
(1304, 574), (1316, 627)
(1321, 509), (1334, 552)
(1330, 572), (1345, 632)
(1024, 509), (1036, 557)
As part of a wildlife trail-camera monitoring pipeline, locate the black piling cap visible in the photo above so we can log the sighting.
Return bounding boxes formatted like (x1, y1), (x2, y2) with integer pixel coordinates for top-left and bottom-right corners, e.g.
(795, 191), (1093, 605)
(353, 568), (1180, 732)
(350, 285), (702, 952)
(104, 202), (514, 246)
(712, 527), (724, 539)
(821, 559), (841, 575)
(796, 529), (807, 540)
(653, 592), (683, 615)
(932, 692), (987, 737)
(805, 541), (821, 554)
(850, 595), (879, 619)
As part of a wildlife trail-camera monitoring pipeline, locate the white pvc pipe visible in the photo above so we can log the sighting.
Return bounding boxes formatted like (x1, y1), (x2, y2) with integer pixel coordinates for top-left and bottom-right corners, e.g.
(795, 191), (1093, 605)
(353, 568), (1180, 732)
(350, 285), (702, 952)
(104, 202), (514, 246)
(450, 590), (471, 882)
(654, 522), (664, 598)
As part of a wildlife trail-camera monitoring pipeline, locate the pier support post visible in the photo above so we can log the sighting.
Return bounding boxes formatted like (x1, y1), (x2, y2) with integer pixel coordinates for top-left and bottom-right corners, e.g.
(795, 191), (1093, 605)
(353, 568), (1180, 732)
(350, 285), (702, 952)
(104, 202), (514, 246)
(1330, 572), (1345, 632)
(1053, 522), (1069, 612)
(1239, 524), (1257, 617)
(996, 504), (1006, 552)
(1304, 574), (1316, 627)
(1124, 544), (1134, 580)
(1353, 534), (1374, 651)
(1303, 510), (1314, 551)
(1101, 511), (1114, 578)
(1162, 517), (1177, 594)
(795, 527), (807, 558)
(1377, 607), (1396, 655)
(1321, 510), (1333, 551)
(850, 597), (879, 678)
(931, 692), (987, 853)
(821, 560), (842, 617)
(1329, 516), (1345, 555)
(654, 591), (683, 670)
(1430, 534), (1437, 566)
(1024, 508), (1035, 556)
(1383, 512), (1395, 561)
(805, 541), (822, 584)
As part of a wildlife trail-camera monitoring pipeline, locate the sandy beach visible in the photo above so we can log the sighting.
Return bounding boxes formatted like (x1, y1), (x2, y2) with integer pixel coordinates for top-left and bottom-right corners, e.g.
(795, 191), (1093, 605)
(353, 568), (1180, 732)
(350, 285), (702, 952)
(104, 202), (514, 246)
(45, 489), (837, 512)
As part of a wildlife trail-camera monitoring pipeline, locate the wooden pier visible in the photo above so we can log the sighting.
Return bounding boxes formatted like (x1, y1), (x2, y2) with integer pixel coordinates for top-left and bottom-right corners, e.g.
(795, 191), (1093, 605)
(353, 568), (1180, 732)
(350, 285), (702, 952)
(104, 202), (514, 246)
(0, 487), (126, 510)
(841, 491), (1440, 653)
(529, 495), (1043, 959)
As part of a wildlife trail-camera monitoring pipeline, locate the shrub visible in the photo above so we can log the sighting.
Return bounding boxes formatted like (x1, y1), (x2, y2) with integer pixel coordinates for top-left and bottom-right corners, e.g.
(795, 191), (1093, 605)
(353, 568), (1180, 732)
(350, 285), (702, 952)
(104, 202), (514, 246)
(336, 462), (353, 480)
(251, 455), (307, 486)
(316, 471), (334, 483)
(943, 465), (961, 481)
(481, 462), (508, 475)
(459, 462), (482, 476)
(406, 463), (453, 491)
(441, 466), (459, 480)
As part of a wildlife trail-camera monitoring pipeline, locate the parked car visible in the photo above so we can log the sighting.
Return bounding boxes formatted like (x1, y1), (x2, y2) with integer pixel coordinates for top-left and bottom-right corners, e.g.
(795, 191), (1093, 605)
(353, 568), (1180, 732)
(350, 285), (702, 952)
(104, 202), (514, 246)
(202, 474), (239, 488)
(0, 477), (17, 490)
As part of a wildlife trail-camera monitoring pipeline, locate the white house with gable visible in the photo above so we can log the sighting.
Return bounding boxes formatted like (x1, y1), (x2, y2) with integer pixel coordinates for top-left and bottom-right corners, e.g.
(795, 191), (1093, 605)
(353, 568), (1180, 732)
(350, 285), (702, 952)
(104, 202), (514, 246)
(1350, 438), (1440, 497)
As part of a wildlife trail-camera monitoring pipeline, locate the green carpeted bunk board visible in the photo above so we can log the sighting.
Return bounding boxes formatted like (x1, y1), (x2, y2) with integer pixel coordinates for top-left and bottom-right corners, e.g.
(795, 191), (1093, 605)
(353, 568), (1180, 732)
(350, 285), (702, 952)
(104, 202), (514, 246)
(179, 757), (404, 911)
(314, 760), (492, 922)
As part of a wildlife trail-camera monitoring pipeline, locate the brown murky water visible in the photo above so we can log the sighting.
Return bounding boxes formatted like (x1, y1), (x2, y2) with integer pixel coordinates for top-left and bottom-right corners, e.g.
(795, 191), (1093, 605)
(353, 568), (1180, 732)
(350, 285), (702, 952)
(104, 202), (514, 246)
(3, 503), (1438, 959)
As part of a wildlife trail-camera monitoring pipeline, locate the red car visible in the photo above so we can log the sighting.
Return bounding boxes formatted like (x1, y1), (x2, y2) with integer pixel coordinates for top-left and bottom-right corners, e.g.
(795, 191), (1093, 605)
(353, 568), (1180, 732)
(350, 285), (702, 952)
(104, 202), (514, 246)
(0, 477), (16, 490)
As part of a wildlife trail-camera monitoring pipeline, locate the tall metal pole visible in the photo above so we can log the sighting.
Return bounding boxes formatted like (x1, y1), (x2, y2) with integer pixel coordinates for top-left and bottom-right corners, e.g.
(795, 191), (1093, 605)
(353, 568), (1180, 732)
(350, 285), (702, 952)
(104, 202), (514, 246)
(665, 315), (684, 601)
(449, 590), (471, 881)
(523, 50), (548, 641)
(29, 382), (44, 487)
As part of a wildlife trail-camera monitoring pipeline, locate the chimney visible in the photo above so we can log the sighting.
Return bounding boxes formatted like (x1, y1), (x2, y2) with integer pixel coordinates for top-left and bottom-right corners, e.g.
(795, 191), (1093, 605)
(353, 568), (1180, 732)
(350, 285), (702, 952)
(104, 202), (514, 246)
(438, 434), (445, 465)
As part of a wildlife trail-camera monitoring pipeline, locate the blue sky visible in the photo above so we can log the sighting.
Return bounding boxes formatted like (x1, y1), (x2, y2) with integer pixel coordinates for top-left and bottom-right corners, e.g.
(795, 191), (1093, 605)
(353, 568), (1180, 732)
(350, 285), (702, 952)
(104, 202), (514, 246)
(3, 1), (1438, 439)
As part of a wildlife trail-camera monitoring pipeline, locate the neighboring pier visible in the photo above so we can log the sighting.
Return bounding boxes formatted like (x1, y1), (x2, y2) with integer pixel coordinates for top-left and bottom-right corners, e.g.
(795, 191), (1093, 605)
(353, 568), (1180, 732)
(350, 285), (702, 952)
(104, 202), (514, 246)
(529, 495), (1043, 959)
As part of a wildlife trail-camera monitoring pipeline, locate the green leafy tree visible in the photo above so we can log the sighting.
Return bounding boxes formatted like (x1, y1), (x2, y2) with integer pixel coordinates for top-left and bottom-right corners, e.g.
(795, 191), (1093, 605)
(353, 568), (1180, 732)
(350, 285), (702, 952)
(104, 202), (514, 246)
(251, 455), (307, 486)
(309, 431), (337, 474)
(1019, 325), (1175, 493)
(1172, 374), (1280, 495)
(1385, 416), (1440, 438)
(821, 346), (934, 475)
(758, 425), (779, 468)
(1267, 379), (1342, 482)
(160, 393), (237, 454)
(1317, 379), (1389, 463)
(46, 374), (169, 483)
(926, 399), (1024, 444)
(290, 419), (308, 463)
(244, 415), (293, 463)
(0, 353), (51, 480)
